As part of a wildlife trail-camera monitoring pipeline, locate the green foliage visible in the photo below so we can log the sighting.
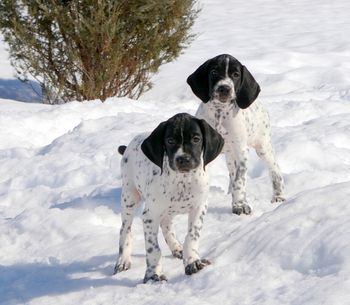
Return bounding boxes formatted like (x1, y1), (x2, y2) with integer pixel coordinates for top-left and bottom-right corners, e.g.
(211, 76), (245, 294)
(0, 0), (198, 103)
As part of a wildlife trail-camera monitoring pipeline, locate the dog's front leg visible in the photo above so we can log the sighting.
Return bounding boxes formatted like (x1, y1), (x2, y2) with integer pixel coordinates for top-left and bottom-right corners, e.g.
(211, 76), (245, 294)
(160, 216), (183, 259)
(142, 209), (167, 283)
(225, 146), (251, 215)
(183, 202), (211, 275)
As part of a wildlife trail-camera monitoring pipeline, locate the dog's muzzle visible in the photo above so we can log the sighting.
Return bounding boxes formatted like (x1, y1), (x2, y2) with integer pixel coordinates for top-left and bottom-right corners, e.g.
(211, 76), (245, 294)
(175, 155), (195, 172)
(216, 85), (232, 103)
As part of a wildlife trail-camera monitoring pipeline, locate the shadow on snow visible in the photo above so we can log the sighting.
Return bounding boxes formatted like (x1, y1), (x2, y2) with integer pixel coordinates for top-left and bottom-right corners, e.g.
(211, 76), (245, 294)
(51, 187), (122, 214)
(0, 255), (137, 304)
(0, 78), (42, 103)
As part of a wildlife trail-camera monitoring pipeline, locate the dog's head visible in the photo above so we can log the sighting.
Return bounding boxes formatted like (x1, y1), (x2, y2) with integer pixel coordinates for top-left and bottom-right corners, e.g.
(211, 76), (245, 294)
(187, 54), (260, 109)
(141, 113), (224, 172)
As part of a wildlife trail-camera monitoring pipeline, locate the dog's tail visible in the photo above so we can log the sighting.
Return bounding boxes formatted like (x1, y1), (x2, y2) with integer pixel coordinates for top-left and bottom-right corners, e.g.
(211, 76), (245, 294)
(118, 145), (127, 155)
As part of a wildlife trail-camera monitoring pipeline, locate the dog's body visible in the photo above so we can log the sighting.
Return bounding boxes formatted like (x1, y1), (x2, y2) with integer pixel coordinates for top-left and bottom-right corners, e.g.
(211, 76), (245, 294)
(188, 54), (285, 215)
(114, 113), (224, 283)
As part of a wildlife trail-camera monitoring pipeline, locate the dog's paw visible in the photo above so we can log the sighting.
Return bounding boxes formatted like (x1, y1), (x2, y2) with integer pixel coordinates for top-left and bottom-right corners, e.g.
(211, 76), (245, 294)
(143, 273), (168, 283)
(271, 195), (285, 203)
(185, 259), (211, 275)
(172, 249), (183, 259)
(232, 204), (252, 215)
(113, 259), (131, 275)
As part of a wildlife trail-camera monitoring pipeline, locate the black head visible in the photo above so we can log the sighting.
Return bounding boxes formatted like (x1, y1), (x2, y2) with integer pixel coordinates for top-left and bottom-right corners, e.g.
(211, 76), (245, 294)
(187, 54), (260, 109)
(141, 113), (224, 172)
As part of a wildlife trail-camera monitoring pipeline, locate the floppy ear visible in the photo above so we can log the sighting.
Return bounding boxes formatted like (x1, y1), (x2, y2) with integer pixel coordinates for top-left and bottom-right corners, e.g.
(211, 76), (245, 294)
(197, 119), (224, 168)
(187, 59), (211, 103)
(141, 121), (168, 171)
(236, 65), (261, 109)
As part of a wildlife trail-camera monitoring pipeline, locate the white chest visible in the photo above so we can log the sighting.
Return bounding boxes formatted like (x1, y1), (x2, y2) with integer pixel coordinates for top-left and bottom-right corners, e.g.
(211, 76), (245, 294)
(138, 162), (209, 215)
(197, 102), (247, 140)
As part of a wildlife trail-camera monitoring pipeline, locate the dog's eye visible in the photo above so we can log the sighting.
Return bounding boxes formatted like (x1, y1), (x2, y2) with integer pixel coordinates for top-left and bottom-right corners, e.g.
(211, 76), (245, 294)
(166, 138), (176, 145)
(210, 70), (218, 78)
(232, 72), (240, 78)
(192, 136), (202, 144)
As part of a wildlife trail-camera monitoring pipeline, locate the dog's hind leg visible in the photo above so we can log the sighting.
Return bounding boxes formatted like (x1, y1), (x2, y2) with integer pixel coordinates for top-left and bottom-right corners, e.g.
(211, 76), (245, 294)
(160, 216), (183, 259)
(114, 183), (141, 274)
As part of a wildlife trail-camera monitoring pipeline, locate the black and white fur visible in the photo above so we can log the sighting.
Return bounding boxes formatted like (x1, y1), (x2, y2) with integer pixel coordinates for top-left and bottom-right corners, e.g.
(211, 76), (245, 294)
(187, 54), (285, 215)
(114, 113), (224, 283)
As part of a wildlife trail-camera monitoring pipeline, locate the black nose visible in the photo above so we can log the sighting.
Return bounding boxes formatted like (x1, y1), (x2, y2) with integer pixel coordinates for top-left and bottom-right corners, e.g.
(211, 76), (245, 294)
(176, 155), (191, 166)
(217, 85), (231, 96)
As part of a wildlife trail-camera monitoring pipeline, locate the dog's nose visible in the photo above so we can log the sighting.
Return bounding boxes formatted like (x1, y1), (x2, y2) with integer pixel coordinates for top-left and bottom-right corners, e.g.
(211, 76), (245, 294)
(176, 155), (191, 166)
(217, 85), (231, 96)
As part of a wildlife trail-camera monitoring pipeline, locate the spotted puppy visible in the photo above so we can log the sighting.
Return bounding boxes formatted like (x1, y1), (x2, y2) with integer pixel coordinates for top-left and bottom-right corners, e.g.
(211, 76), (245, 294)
(114, 113), (224, 283)
(187, 54), (285, 215)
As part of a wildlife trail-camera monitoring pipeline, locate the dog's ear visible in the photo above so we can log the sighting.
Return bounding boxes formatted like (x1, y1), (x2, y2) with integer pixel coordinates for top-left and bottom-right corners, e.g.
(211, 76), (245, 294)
(197, 118), (224, 168)
(187, 59), (211, 103)
(236, 65), (261, 109)
(141, 121), (168, 171)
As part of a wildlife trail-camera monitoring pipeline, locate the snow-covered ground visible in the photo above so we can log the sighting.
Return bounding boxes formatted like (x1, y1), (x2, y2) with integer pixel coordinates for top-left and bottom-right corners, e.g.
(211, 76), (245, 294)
(1, 0), (350, 304)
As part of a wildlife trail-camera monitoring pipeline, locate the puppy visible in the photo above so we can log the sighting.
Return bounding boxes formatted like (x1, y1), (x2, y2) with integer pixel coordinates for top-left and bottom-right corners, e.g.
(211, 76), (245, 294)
(114, 113), (224, 283)
(187, 54), (285, 215)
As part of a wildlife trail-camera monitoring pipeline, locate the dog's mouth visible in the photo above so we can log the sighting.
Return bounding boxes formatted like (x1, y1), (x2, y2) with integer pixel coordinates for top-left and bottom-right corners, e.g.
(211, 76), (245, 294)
(175, 162), (197, 173)
(211, 94), (234, 105)
(169, 165), (197, 173)
(168, 156), (199, 173)
(217, 95), (231, 103)
(211, 92), (230, 103)
(177, 168), (192, 173)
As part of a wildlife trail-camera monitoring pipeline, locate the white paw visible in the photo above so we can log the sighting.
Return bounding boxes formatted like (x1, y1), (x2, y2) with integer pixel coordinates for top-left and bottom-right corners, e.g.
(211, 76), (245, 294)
(113, 256), (131, 274)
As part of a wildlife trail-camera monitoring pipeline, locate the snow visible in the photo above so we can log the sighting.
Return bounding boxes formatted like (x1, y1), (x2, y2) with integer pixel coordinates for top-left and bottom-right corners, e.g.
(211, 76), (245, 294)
(1, 0), (350, 304)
